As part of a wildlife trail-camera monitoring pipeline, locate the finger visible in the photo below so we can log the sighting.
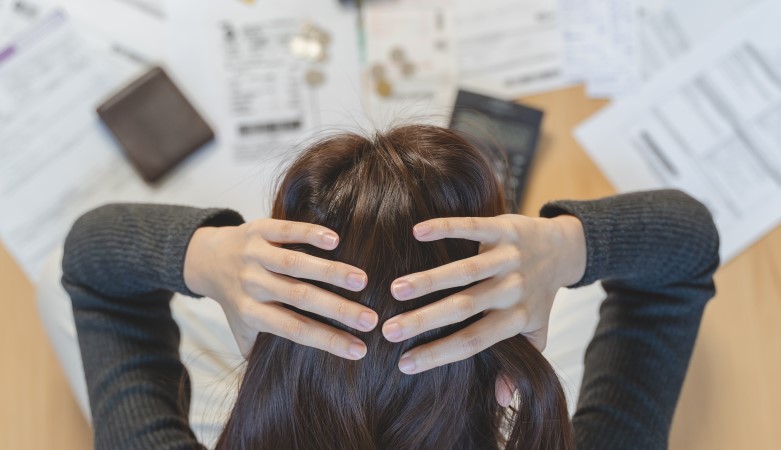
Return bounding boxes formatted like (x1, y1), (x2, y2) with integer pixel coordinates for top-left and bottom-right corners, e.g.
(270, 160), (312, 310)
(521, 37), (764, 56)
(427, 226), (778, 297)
(383, 274), (523, 342)
(390, 247), (520, 300)
(257, 246), (367, 291)
(412, 217), (504, 243)
(396, 309), (524, 374)
(246, 273), (378, 332)
(495, 373), (516, 407)
(255, 218), (341, 250)
(259, 303), (368, 360)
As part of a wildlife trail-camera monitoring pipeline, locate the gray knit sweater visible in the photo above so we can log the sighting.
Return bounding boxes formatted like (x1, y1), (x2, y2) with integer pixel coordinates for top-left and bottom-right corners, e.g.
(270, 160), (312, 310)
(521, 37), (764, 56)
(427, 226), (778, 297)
(61, 189), (720, 450)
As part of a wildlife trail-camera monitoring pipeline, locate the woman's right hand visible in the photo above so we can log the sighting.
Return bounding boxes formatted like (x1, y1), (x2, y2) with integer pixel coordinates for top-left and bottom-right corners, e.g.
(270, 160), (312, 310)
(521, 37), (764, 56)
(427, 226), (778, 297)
(183, 219), (377, 359)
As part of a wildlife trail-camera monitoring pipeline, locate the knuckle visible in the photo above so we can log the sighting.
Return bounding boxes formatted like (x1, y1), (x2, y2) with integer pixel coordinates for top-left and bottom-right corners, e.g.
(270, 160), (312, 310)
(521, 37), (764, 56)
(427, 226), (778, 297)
(450, 295), (476, 319)
(283, 317), (306, 340)
(513, 306), (529, 327)
(505, 247), (523, 271)
(422, 346), (440, 367)
(413, 310), (426, 332)
(247, 220), (265, 236)
(334, 299), (349, 322)
(501, 219), (518, 239)
(441, 218), (455, 234)
(281, 251), (300, 271)
(279, 221), (294, 241)
(326, 332), (342, 352)
(458, 260), (481, 284)
(322, 261), (338, 282)
(304, 224), (319, 240)
(415, 273), (435, 295)
(466, 217), (478, 232)
(507, 272), (525, 292)
(288, 283), (311, 309)
(238, 269), (255, 291)
(459, 333), (484, 357)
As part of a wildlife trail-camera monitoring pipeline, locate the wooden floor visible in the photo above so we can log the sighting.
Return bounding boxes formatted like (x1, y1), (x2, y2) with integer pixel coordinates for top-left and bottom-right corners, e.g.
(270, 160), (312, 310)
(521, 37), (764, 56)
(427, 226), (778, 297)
(1, 85), (779, 449)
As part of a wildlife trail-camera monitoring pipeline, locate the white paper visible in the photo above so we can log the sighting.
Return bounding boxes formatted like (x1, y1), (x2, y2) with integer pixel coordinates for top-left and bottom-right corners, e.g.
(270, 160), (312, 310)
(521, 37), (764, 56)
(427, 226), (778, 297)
(0, 0), (46, 44)
(0, 13), (155, 280)
(51, 0), (167, 63)
(362, 2), (457, 128)
(636, 0), (764, 82)
(458, 0), (572, 99)
(575, 0), (781, 262)
(560, 0), (641, 98)
(187, 1), (365, 160)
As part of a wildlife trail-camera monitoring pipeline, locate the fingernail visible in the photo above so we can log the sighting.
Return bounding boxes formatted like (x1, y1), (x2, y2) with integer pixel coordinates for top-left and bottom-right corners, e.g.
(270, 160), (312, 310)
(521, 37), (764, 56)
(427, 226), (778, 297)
(391, 280), (412, 299)
(358, 312), (377, 331)
(383, 322), (402, 341)
(413, 224), (432, 238)
(399, 355), (416, 374)
(348, 342), (366, 359)
(347, 273), (367, 290)
(323, 233), (339, 247)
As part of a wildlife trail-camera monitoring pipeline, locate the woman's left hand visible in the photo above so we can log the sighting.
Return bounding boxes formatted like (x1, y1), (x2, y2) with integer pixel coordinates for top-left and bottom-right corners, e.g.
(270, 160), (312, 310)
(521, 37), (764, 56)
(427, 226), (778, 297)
(381, 214), (587, 376)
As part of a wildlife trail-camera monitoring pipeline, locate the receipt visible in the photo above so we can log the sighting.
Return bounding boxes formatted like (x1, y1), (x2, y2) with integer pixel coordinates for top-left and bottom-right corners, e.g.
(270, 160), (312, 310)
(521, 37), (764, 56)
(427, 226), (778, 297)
(202, 2), (364, 159)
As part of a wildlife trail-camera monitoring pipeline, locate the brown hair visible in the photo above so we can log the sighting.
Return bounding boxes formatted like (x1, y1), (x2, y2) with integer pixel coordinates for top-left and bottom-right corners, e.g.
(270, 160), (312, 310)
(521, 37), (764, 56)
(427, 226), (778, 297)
(216, 125), (574, 449)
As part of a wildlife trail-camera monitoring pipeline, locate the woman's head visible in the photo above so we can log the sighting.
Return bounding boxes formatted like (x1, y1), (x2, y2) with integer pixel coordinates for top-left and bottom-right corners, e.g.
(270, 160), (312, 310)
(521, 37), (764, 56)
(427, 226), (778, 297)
(217, 125), (573, 449)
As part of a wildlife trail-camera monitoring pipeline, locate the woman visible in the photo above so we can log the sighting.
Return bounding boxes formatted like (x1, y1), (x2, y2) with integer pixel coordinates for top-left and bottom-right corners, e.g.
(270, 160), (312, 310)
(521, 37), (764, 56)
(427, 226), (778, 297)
(60, 125), (719, 449)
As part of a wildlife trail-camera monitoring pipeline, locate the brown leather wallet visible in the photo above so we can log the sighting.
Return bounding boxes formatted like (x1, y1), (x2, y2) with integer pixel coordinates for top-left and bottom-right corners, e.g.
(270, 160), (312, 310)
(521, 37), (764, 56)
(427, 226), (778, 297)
(97, 66), (214, 183)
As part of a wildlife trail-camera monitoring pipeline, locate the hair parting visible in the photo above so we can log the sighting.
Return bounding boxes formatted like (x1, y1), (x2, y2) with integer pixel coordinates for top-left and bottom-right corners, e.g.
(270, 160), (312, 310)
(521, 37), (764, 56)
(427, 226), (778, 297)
(216, 125), (574, 450)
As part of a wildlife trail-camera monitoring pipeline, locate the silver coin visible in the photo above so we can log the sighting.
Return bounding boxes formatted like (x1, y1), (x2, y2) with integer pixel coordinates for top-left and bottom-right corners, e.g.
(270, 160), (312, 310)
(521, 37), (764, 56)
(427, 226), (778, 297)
(390, 46), (406, 63)
(401, 62), (415, 77)
(371, 63), (386, 79)
(305, 69), (326, 87)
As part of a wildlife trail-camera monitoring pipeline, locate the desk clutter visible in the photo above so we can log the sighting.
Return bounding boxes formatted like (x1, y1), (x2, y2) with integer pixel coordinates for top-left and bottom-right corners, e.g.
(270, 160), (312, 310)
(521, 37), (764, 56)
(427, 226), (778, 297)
(1, 0), (780, 280)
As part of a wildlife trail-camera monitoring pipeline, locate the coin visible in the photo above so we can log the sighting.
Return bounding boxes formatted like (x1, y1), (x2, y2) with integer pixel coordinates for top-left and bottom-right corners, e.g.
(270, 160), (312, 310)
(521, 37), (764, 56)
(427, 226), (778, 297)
(305, 69), (326, 87)
(375, 79), (392, 97)
(390, 46), (406, 63)
(401, 62), (415, 77)
(371, 63), (385, 79)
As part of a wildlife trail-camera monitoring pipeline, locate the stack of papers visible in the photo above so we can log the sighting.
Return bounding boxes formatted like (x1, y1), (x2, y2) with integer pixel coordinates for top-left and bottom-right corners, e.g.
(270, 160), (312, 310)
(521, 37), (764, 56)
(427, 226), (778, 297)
(560, 0), (765, 98)
(575, 0), (781, 262)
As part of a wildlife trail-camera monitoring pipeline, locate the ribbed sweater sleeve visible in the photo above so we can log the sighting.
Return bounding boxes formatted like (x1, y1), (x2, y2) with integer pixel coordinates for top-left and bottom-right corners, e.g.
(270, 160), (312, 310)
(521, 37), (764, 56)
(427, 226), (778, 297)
(540, 189), (720, 450)
(61, 203), (244, 450)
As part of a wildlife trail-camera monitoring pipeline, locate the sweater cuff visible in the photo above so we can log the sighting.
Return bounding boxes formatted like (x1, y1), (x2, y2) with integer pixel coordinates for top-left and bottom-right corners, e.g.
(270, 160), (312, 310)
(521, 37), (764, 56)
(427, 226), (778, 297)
(163, 208), (245, 297)
(539, 189), (719, 289)
(540, 199), (612, 288)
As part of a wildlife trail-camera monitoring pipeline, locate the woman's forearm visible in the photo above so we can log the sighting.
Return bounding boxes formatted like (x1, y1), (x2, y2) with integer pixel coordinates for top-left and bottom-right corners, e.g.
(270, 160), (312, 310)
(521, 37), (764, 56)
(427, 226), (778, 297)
(540, 189), (720, 289)
(62, 203), (244, 299)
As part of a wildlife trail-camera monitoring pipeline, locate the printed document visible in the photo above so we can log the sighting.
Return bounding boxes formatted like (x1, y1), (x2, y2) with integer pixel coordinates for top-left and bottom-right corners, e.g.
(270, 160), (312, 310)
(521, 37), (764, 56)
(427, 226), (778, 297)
(0, 13), (153, 280)
(576, 1), (781, 262)
(457, 0), (571, 99)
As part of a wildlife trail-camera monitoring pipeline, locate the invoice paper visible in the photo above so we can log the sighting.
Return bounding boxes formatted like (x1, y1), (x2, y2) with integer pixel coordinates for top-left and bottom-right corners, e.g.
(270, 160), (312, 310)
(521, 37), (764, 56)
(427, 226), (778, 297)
(560, 0), (640, 99)
(0, 13), (155, 280)
(637, 0), (764, 82)
(457, 0), (572, 99)
(576, 0), (781, 262)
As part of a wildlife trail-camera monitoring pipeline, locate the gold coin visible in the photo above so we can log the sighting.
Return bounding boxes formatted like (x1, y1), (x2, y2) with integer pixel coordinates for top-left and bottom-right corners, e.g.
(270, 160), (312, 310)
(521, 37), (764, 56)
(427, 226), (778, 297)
(375, 79), (392, 98)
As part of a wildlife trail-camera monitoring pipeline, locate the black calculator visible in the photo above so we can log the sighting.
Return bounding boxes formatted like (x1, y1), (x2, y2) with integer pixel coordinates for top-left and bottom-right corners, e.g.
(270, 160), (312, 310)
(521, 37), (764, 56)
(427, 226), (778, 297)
(449, 90), (544, 213)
